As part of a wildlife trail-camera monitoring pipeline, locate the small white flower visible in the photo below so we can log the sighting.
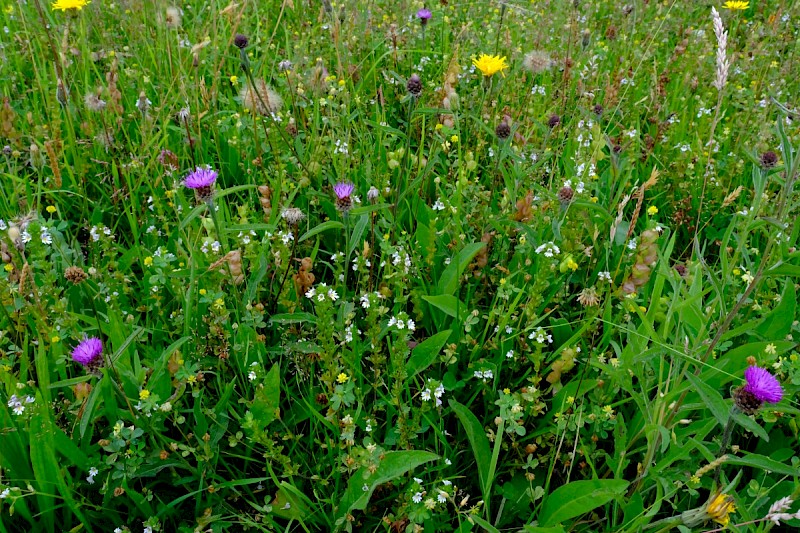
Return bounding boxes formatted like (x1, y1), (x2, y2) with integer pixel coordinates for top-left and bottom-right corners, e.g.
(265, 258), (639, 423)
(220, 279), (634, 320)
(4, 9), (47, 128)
(305, 288), (316, 299)
(21, 231), (31, 244)
(421, 388), (432, 401)
(12, 404), (24, 415)
(412, 492), (423, 503)
(327, 289), (339, 301)
(0, 488), (9, 499)
(437, 491), (448, 503)
(40, 230), (53, 245)
(248, 371), (257, 381)
(505, 350), (514, 359)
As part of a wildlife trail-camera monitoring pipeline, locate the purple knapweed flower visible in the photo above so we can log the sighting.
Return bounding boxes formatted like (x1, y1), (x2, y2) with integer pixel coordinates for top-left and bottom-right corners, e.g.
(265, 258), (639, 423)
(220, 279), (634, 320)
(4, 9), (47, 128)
(417, 8), (432, 25)
(333, 182), (355, 213)
(72, 337), (103, 368)
(184, 167), (218, 189)
(184, 166), (218, 203)
(743, 366), (783, 403)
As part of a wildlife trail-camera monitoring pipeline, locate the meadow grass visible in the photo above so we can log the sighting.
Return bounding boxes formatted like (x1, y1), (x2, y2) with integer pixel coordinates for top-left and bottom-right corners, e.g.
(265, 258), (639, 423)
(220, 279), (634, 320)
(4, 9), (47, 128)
(1, 0), (799, 531)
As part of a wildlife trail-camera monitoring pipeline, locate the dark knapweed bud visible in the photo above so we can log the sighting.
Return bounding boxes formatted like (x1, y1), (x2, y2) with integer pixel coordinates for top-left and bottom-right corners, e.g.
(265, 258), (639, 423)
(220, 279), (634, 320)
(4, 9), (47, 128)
(495, 121), (511, 140)
(557, 186), (574, 206)
(234, 34), (249, 49)
(547, 114), (561, 128)
(593, 104), (603, 116)
(760, 150), (778, 168)
(407, 74), (422, 97)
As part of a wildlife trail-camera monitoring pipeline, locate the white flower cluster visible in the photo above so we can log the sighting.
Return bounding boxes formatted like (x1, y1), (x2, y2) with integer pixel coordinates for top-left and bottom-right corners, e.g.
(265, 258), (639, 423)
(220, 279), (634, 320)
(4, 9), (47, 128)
(535, 242), (560, 257)
(86, 467), (99, 484)
(7, 394), (34, 416)
(528, 327), (553, 344)
(420, 379), (446, 406)
(359, 291), (384, 309)
(474, 369), (494, 381)
(387, 314), (415, 332)
(305, 283), (339, 302)
(90, 224), (114, 242)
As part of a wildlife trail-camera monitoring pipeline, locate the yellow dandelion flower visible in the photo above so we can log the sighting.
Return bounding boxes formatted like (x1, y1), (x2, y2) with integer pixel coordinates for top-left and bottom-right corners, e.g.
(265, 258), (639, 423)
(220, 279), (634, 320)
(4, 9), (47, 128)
(723, 1), (749, 10)
(707, 492), (736, 526)
(52, 0), (90, 11)
(472, 54), (509, 77)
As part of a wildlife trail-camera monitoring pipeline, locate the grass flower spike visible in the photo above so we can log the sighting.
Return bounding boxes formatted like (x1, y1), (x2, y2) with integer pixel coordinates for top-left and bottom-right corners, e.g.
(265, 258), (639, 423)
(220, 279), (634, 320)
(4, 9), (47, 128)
(472, 54), (508, 77)
(52, 0), (90, 11)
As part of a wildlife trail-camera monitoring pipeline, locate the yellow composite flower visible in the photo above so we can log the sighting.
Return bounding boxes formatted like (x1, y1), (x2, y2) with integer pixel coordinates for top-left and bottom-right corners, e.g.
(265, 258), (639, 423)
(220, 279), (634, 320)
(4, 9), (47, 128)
(707, 492), (736, 527)
(722, 1), (749, 10)
(52, 0), (90, 11)
(472, 54), (509, 77)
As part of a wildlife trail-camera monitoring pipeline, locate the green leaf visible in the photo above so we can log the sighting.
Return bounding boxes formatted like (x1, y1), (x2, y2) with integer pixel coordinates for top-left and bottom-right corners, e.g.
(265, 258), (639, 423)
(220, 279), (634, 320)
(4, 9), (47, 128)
(685, 372), (730, 428)
(269, 312), (318, 325)
(348, 214), (369, 257)
(523, 527), (566, 533)
(335, 451), (438, 526)
(538, 479), (629, 527)
(731, 411), (769, 441)
(468, 515), (500, 533)
(437, 242), (486, 295)
(299, 220), (344, 242)
(349, 203), (391, 216)
(251, 364), (280, 428)
(422, 294), (467, 320)
(449, 399), (490, 497)
(406, 330), (451, 378)
(725, 453), (799, 477)
(755, 281), (796, 338)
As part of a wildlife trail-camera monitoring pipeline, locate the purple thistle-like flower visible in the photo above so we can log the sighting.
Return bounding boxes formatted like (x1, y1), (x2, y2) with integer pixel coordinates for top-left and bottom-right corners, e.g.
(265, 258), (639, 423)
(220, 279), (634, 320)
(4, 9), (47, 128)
(743, 366), (783, 403)
(333, 182), (355, 212)
(72, 337), (103, 367)
(184, 167), (218, 189)
(333, 182), (355, 200)
(417, 8), (432, 21)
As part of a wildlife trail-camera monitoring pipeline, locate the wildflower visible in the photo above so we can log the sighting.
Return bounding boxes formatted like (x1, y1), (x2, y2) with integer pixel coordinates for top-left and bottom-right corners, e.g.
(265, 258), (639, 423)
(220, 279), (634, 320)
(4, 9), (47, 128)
(281, 207), (306, 226)
(647, 205), (658, 216)
(760, 151), (778, 168)
(136, 92), (151, 115)
(139, 390), (150, 401)
(333, 182), (355, 213)
(52, 0), (90, 11)
(407, 74), (423, 97)
(86, 467), (98, 484)
(577, 287), (600, 307)
(165, 6), (182, 28)
(336, 373), (349, 384)
(733, 366), (783, 414)
(367, 186), (380, 202)
(557, 185), (574, 206)
(416, 8), (432, 26)
(495, 120), (511, 140)
(278, 60), (293, 72)
(240, 80), (283, 116)
(707, 492), (736, 526)
(547, 114), (561, 128)
(522, 50), (553, 74)
(184, 166), (218, 203)
(233, 33), (249, 49)
(412, 492), (423, 503)
(84, 92), (106, 113)
(72, 336), (103, 371)
(723, 1), (749, 9)
(472, 54), (508, 77)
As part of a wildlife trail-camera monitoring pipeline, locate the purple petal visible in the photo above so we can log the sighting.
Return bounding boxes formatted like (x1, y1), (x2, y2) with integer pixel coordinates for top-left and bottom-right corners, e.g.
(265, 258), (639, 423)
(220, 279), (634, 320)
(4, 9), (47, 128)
(744, 366), (783, 403)
(72, 337), (103, 366)
(184, 167), (218, 189)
